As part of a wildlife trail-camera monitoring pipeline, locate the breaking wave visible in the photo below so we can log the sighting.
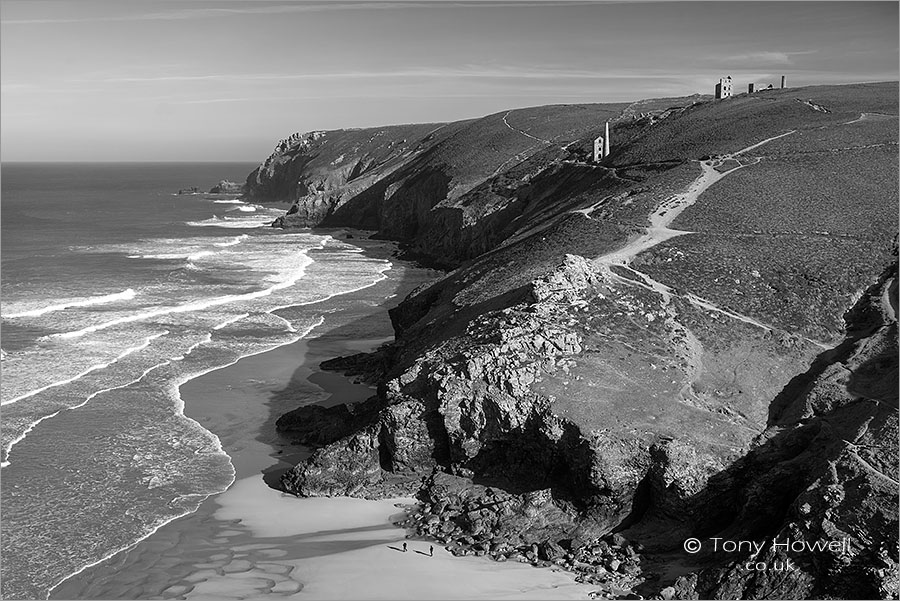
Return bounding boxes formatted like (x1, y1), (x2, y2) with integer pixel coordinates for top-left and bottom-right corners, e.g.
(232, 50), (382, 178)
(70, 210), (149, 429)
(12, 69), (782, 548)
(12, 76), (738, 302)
(3, 289), (137, 319)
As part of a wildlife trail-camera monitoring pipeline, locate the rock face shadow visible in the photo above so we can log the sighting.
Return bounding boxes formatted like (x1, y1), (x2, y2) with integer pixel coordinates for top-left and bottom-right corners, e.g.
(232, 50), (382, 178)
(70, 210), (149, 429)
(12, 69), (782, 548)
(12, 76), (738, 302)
(626, 260), (899, 600)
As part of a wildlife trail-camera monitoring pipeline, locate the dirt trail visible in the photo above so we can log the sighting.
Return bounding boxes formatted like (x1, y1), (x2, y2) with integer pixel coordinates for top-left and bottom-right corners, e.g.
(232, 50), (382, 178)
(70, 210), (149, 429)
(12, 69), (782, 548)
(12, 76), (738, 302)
(501, 110), (553, 144)
(882, 276), (897, 321)
(842, 112), (898, 125)
(588, 130), (833, 349)
(593, 130), (796, 269)
(849, 450), (900, 487)
(612, 264), (810, 343)
(486, 111), (549, 179)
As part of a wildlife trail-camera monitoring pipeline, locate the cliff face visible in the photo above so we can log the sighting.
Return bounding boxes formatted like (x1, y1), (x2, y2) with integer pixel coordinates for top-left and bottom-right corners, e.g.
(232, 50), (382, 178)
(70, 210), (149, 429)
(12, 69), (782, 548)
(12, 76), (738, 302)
(244, 125), (445, 226)
(266, 83), (898, 599)
(245, 103), (631, 265)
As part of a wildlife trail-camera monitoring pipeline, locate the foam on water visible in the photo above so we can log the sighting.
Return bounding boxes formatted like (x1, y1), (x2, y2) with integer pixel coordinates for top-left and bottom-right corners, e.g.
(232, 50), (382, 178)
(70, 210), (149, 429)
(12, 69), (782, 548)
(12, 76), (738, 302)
(4, 236), (327, 403)
(169, 333), (213, 361)
(2, 288), (137, 319)
(122, 233), (249, 260)
(215, 234), (249, 247)
(185, 213), (278, 229)
(1, 341), (171, 468)
(2, 331), (169, 407)
(39, 314), (327, 598)
(188, 249), (217, 261)
(212, 313), (250, 331)
(1, 213), (396, 598)
(272, 258), (394, 312)
(53, 249), (316, 340)
(268, 312), (297, 333)
(41, 315), (327, 600)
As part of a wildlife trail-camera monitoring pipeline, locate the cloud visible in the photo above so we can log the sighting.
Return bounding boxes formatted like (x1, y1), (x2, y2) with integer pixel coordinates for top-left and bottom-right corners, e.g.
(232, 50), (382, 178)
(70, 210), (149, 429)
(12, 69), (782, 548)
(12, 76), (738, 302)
(91, 65), (703, 84)
(720, 50), (818, 66)
(170, 90), (612, 104)
(0, 1), (596, 25)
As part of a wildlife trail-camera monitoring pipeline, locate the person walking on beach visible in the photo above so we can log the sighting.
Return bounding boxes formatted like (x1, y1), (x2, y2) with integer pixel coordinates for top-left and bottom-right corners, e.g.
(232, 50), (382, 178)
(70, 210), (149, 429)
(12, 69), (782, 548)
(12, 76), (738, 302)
(429, 545), (434, 557)
(402, 542), (408, 552)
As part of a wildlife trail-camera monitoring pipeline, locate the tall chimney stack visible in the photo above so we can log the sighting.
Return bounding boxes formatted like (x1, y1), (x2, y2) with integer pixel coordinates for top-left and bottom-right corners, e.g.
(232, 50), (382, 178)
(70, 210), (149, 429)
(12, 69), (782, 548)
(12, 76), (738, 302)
(603, 121), (610, 157)
(781, 75), (786, 89)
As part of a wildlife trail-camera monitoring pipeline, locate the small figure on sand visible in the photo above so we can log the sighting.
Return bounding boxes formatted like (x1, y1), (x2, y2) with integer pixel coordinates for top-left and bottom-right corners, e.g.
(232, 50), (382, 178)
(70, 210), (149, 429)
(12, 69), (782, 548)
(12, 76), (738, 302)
(402, 542), (408, 552)
(429, 545), (434, 557)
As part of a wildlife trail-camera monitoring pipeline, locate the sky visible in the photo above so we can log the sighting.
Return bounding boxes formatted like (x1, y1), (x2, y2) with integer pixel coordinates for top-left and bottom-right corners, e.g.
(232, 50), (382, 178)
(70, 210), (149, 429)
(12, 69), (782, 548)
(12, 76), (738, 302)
(1, 1), (897, 162)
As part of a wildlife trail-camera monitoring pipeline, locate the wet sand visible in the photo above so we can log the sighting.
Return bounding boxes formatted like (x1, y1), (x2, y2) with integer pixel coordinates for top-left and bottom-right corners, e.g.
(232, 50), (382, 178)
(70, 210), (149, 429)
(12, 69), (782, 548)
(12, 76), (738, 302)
(51, 244), (597, 600)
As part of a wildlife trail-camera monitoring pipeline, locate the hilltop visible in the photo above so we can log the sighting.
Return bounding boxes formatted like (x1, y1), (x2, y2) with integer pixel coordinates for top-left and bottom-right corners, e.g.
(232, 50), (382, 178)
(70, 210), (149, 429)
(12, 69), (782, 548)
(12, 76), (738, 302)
(247, 82), (898, 599)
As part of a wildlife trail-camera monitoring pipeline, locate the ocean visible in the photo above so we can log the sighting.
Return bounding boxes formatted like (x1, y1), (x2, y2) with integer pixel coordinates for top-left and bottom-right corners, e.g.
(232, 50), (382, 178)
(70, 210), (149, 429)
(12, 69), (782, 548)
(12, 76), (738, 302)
(0, 163), (395, 600)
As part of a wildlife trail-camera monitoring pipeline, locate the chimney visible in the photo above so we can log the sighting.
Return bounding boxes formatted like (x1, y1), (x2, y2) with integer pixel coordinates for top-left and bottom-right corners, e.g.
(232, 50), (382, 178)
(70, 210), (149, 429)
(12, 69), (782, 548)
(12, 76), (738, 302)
(603, 121), (610, 157)
(781, 75), (786, 89)
(748, 83), (755, 93)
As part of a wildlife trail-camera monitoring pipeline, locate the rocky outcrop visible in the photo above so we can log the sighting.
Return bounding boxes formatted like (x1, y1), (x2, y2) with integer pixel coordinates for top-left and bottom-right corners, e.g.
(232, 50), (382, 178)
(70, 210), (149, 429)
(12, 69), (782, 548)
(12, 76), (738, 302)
(275, 396), (382, 447)
(244, 125), (446, 228)
(208, 180), (244, 194)
(395, 472), (643, 590)
(283, 252), (722, 541)
(281, 255), (607, 497)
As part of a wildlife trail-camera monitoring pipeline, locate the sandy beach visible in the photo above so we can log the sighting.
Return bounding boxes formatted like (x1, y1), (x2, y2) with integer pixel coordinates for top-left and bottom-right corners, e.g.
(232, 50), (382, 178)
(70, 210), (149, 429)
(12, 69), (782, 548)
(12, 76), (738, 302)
(50, 242), (598, 601)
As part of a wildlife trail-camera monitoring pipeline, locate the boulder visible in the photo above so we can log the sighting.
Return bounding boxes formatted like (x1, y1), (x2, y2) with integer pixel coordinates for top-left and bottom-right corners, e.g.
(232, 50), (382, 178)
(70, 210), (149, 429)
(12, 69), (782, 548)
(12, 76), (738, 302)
(275, 404), (355, 447)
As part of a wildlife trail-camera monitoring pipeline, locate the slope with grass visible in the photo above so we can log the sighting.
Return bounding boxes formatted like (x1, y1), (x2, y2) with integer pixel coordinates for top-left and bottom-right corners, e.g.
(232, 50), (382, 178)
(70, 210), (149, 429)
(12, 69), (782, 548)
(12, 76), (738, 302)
(246, 102), (639, 265)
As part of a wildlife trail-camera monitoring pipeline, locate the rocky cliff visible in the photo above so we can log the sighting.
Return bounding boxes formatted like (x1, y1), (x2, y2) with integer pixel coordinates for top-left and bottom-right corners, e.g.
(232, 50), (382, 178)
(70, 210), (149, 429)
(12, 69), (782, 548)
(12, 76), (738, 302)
(265, 83), (898, 599)
(244, 103), (633, 265)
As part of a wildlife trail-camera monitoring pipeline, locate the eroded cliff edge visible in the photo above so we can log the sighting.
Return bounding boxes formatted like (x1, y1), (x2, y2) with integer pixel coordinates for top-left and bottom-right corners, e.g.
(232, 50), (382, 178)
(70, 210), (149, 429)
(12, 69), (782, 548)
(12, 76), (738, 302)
(261, 83), (898, 599)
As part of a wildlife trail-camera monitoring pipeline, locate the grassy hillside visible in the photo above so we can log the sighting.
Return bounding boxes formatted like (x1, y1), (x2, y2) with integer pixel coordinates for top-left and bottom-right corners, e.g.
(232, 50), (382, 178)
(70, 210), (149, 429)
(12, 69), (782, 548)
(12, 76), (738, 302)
(608, 82), (898, 165)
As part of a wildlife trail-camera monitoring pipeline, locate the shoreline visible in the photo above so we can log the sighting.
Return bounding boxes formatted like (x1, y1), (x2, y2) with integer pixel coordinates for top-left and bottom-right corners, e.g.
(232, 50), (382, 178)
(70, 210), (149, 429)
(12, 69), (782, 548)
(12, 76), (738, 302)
(49, 232), (417, 600)
(43, 229), (386, 599)
(51, 235), (598, 600)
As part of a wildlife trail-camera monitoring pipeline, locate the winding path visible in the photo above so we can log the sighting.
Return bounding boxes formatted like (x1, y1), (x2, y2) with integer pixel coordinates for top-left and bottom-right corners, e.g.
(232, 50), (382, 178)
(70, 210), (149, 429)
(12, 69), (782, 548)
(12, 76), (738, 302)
(593, 130), (796, 268)
(487, 111), (549, 178)
(501, 110), (553, 144)
(587, 130), (831, 349)
(842, 112), (898, 125)
(849, 450), (900, 487)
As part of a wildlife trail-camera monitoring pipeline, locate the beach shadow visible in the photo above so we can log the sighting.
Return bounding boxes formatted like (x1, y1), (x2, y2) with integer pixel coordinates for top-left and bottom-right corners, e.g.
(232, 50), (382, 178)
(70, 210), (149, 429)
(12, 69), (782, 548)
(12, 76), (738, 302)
(386, 545), (407, 553)
(261, 463), (297, 491)
(413, 550), (432, 557)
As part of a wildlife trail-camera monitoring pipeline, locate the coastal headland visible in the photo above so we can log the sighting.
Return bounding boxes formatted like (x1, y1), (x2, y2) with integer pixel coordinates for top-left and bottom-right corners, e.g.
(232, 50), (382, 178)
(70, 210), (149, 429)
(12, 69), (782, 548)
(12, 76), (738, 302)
(252, 82), (899, 599)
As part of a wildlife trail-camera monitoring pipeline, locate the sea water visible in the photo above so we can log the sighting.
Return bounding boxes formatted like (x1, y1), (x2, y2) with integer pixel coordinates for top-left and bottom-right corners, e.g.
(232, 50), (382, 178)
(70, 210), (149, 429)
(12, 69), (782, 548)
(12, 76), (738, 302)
(0, 163), (393, 599)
